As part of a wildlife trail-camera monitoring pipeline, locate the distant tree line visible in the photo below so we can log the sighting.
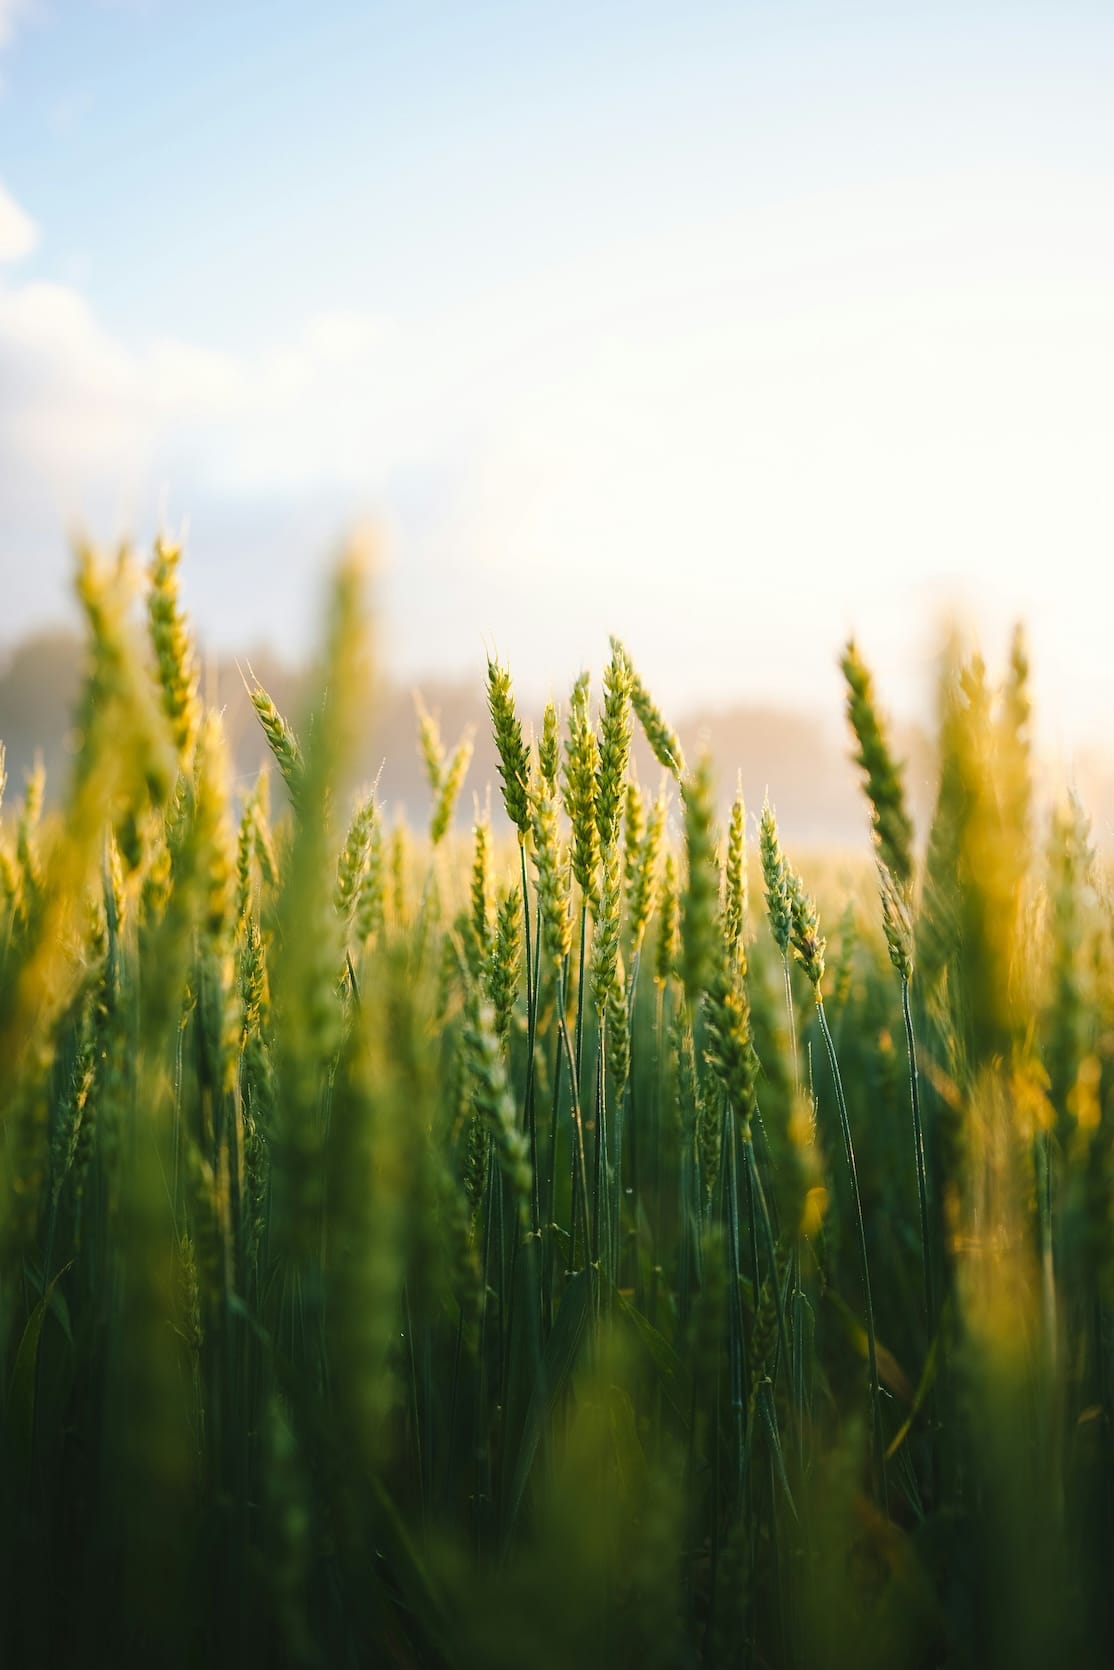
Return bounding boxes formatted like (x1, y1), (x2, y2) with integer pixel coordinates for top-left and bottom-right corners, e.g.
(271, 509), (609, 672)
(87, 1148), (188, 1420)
(0, 624), (941, 848)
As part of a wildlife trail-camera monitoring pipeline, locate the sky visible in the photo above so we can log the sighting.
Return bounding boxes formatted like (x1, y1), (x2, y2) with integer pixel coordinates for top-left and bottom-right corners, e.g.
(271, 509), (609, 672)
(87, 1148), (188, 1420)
(2, 0), (1114, 747)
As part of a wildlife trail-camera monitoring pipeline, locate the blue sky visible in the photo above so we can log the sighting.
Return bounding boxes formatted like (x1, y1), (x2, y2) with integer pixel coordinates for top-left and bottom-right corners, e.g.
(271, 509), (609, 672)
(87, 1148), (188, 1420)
(2, 0), (1114, 743)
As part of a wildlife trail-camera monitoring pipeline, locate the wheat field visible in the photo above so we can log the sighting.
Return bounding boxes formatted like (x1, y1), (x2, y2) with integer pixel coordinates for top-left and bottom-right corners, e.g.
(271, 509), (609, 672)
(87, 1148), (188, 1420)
(0, 540), (1109, 1669)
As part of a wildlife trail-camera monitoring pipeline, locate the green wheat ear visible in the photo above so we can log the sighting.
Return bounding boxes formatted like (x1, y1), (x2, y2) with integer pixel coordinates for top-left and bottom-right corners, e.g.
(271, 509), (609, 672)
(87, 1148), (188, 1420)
(595, 646), (632, 855)
(724, 779), (746, 963)
(564, 670), (600, 906)
(611, 636), (686, 779)
(629, 787), (666, 955)
(787, 865), (826, 993)
(680, 753), (719, 1006)
(655, 848), (680, 986)
(704, 949), (759, 1141)
(878, 859), (914, 981)
(605, 964), (629, 1091)
(415, 694), (446, 793)
(461, 990), (532, 1224)
(355, 807), (385, 946)
(839, 638), (915, 887)
(623, 776), (646, 892)
(193, 708), (234, 945)
(488, 887), (522, 1043)
(335, 789), (380, 936)
(759, 798), (792, 956)
(430, 733), (473, 846)
(590, 844), (622, 1014)
(539, 700), (560, 792)
(486, 656), (531, 840)
(245, 667), (304, 810)
(530, 772), (572, 967)
(470, 812), (492, 950)
(415, 694), (473, 844)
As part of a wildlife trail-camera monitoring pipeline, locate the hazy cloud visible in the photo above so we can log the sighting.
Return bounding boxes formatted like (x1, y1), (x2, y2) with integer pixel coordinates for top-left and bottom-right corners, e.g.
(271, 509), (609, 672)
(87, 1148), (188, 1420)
(0, 180), (36, 262)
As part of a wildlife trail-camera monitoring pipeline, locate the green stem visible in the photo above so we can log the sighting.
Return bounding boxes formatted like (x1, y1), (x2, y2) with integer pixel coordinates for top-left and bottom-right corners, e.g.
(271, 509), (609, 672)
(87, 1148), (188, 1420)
(556, 973), (591, 1266)
(591, 1020), (608, 1280)
(722, 1104), (748, 1500)
(574, 902), (588, 1090)
(782, 954), (800, 1097)
(622, 949), (641, 1231)
(816, 996), (888, 1513)
(519, 841), (533, 1035)
(475, 1135), (500, 1545)
(745, 1134), (792, 1394)
(543, 1017), (564, 1326)
(520, 843), (540, 1231)
(569, 907), (589, 1264)
(901, 976), (935, 1338)
(781, 950), (805, 1467)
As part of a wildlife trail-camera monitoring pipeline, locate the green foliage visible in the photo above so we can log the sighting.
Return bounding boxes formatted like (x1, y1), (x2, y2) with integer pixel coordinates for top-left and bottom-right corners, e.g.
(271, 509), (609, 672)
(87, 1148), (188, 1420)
(0, 555), (1111, 1670)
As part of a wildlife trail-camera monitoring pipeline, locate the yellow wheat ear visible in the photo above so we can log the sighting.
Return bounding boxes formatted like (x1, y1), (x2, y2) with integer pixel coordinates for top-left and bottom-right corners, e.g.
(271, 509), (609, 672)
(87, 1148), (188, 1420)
(148, 537), (201, 768)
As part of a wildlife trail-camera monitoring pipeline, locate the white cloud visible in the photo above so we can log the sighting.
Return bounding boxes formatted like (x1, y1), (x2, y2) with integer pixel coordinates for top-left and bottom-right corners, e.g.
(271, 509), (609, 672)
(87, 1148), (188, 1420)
(0, 280), (149, 486)
(0, 268), (432, 646)
(0, 0), (26, 50)
(0, 181), (37, 263)
(3, 158), (1114, 745)
(0, 282), (405, 502)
